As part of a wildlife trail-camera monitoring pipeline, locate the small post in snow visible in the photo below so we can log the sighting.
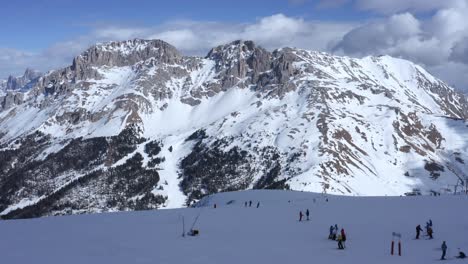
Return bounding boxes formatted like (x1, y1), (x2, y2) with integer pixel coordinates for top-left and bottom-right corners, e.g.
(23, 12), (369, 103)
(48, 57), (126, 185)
(181, 215), (185, 237)
(391, 232), (402, 256)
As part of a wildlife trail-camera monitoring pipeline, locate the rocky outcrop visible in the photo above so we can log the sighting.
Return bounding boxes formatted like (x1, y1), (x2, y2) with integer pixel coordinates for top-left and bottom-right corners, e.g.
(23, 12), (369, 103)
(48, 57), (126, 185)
(206, 40), (298, 96)
(4, 68), (41, 91)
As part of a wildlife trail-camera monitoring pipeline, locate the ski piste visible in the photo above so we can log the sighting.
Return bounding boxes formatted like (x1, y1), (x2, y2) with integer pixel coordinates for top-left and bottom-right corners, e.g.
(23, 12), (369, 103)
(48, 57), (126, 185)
(1, 190), (467, 264)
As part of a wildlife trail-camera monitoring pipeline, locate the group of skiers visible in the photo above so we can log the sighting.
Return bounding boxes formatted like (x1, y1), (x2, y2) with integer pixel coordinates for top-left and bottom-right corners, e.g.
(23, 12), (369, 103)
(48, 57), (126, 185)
(415, 219), (434, 239)
(299, 209), (310, 221)
(328, 224), (347, 249)
(415, 220), (466, 260)
(244, 200), (260, 208)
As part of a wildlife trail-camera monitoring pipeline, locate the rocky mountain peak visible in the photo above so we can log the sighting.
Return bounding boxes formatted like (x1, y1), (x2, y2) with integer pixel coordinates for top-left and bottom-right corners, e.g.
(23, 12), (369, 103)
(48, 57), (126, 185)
(4, 68), (42, 91)
(72, 39), (182, 69)
(207, 40), (264, 60)
(205, 40), (297, 94)
(23, 68), (42, 81)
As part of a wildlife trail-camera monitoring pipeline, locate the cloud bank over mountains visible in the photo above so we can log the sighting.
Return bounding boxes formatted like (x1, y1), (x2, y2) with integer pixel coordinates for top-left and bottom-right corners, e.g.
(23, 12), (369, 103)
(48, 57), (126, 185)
(2, 0), (468, 92)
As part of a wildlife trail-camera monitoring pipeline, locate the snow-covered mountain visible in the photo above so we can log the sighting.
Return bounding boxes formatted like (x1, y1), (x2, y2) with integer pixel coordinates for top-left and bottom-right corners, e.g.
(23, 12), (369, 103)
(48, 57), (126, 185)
(0, 39), (467, 219)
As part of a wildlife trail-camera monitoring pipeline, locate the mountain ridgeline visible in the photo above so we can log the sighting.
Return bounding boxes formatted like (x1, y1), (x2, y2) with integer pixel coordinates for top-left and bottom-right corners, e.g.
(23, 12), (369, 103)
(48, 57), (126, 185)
(0, 39), (467, 219)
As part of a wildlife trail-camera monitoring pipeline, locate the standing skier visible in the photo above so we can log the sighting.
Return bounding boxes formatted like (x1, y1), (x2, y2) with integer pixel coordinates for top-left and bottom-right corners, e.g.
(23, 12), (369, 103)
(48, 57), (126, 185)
(299, 211), (303, 222)
(337, 234), (344, 249)
(441, 241), (447, 260)
(427, 226), (433, 239)
(416, 224), (423, 239)
(249, 200), (252, 207)
(341, 228), (347, 248)
(329, 225), (334, 239)
(244, 201), (247, 207)
(306, 209), (310, 221)
(332, 226), (338, 240)
(256, 202), (260, 208)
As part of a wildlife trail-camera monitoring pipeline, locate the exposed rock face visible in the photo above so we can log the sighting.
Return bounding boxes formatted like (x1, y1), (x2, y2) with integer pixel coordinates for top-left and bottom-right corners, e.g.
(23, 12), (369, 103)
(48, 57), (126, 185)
(4, 68), (41, 91)
(0, 39), (467, 219)
(206, 41), (297, 96)
(0, 68), (41, 109)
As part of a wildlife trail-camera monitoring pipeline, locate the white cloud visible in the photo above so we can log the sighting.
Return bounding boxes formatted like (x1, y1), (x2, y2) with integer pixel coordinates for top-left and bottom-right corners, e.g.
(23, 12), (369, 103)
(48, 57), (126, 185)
(333, 4), (468, 92)
(450, 37), (468, 64)
(333, 13), (421, 55)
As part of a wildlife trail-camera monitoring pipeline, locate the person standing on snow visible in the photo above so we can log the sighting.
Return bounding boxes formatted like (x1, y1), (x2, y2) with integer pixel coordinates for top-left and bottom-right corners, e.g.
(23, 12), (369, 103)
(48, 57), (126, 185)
(427, 226), (433, 239)
(416, 224), (423, 239)
(306, 209), (310, 221)
(244, 201), (247, 207)
(337, 234), (344, 249)
(299, 211), (303, 221)
(332, 226), (338, 240)
(249, 200), (252, 207)
(256, 202), (260, 208)
(340, 228), (347, 248)
(441, 241), (447, 260)
(329, 225), (334, 239)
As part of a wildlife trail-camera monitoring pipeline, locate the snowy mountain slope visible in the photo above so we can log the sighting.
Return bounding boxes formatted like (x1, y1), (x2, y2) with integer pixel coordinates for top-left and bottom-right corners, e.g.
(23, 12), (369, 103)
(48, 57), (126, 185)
(0, 39), (467, 218)
(1, 190), (467, 264)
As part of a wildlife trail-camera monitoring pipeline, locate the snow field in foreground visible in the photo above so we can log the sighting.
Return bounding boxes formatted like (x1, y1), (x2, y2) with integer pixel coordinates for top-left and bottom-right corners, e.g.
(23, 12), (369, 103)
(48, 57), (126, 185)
(1, 190), (467, 264)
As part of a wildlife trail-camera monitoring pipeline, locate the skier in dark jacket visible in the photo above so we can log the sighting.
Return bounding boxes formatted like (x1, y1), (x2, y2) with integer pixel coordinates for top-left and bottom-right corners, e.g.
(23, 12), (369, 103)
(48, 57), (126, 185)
(457, 249), (466, 259)
(256, 202), (260, 208)
(441, 241), (447, 260)
(329, 225), (334, 239)
(416, 225), (423, 239)
(249, 200), (252, 207)
(306, 209), (310, 221)
(299, 211), (303, 221)
(427, 226), (433, 239)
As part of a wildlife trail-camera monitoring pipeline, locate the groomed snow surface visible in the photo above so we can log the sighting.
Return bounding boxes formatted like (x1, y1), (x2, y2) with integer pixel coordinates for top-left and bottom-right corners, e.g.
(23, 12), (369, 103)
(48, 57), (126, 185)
(1, 190), (467, 264)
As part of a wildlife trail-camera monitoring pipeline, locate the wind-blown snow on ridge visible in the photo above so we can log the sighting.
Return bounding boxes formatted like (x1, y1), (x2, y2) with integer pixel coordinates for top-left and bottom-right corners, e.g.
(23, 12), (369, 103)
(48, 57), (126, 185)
(0, 39), (467, 218)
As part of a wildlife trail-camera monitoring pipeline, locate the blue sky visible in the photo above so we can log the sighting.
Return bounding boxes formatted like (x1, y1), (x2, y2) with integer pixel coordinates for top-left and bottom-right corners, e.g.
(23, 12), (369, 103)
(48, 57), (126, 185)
(1, 0), (366, 50)
(1, 0), (468, 92)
